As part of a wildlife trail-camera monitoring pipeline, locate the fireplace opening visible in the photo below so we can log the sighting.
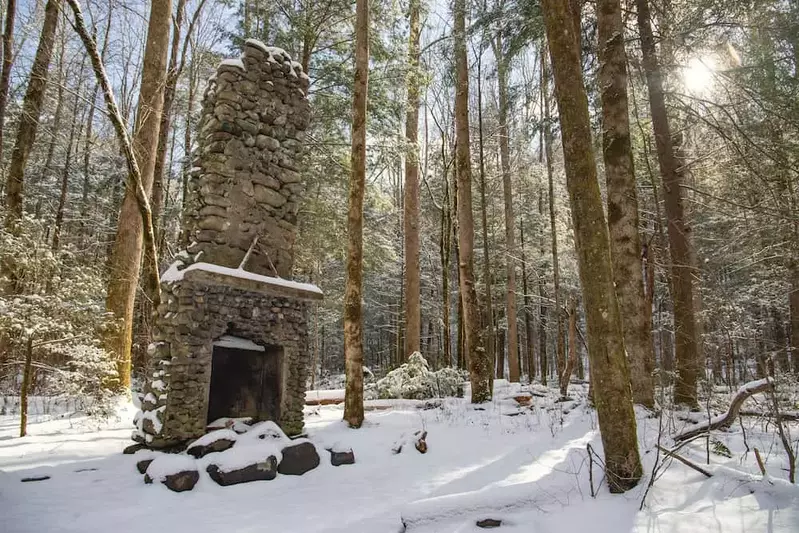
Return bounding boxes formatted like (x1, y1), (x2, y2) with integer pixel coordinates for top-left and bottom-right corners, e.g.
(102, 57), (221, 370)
(206, 336), (282, 425)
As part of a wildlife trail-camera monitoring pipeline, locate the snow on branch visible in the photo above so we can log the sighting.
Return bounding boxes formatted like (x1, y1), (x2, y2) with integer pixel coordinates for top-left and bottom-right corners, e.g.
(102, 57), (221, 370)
(674, 378), (774, 443)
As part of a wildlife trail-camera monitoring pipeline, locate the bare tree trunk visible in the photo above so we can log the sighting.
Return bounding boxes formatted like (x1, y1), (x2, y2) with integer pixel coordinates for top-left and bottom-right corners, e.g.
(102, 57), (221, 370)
(53, 64), (86, 252)
(343, 0), (368, 427)
(440, 136), (452, 367)
(494, 31), (519, 382)
(180, 49), (199, 246)
(597, 0), (655, 407)
(150, 0), (187, 253)
(454, 0), (490, 400)
(19, 336), (32, 437)
(636, 0), (699, 407)
(790, 260), (799, 374)
(538, 191), (548, 386)
(542, 52), (565, 388)
(542, 0), (642, 492)
(81, 2), (113, 239)
(402, 0), (421, 359)
(0, 0), (16, 168)
(520, 217), (535, 381)
(476, 46), (495, 377)
(68, 0), (168, 391)
(560, 297), (578, 396)
(3, 0), (60, 230)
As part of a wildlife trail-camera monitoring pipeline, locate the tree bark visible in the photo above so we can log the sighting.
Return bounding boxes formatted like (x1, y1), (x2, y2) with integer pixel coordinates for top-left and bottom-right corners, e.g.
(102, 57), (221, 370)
(597, 0), (655, 407)
(476, 42), (495, 377)
(53, 64), (86, 252)
(19, 336), (32, 437)
(560, 297), (577, 397)
(68, 0), (169, 391)
(636, 0), (700, 407)
(494, 31), (519, 382)
(0, 0), (16, 168)
(520, 217), (535, 381)
(3, 0), (60, 230)
(402, 0), (421, 359)
(790, 259), (799, 374)
(542, 52), (565, 388)
(542, 0), (642, 492)
(81, 2), (113, 239)
(455, 0), (490, 401)
(343, 0), (368, 427)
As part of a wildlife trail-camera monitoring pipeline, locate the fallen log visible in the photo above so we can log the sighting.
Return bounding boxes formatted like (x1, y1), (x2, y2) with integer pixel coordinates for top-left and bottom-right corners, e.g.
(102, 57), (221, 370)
(674, 378), (773, 443)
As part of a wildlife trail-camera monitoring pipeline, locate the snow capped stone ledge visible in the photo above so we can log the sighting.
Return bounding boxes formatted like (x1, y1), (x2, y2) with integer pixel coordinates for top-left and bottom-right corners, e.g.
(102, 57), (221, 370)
(161, 261), (323, 301)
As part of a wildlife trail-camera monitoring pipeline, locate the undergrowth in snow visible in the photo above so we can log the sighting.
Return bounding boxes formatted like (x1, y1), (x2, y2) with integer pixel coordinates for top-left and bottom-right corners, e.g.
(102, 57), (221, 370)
(1, 382), (797, 533)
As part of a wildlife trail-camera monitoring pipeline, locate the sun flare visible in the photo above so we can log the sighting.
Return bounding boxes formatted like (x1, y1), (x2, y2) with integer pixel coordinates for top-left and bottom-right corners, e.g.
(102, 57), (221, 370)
(683, 56), (716, 94)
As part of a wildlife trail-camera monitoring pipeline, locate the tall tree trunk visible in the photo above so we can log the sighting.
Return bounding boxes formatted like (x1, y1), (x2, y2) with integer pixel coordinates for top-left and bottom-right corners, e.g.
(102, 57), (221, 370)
(542, 52), (565, 388)
(101, 0), (172, 391)
(597, 0), (655, 407)
(3, 0), (60, 230)
(538, 191), (548, 385)
(476, 44), (495, 377)
(636, 0), (700, 407)
(150, 0), (187, 254)
(343, 0), (368, 428)
(440, 136), (452, 367)
(542, 0), (642, 492)
(180, 51), (198, 246)
(81, 2), (113, 239)
(494, 31), (519, 382)
(0, 0), (16, 168)
(53, 65), (86, 252)
(520, 217), (535, 381)
(402, 0), (421, 359)
(790, 260), (799, 373)
(454, 0), (490, 401)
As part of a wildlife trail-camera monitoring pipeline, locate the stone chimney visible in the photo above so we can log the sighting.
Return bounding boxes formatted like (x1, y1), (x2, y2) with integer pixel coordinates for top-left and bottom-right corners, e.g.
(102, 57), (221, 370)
(184, 39), (311, 278)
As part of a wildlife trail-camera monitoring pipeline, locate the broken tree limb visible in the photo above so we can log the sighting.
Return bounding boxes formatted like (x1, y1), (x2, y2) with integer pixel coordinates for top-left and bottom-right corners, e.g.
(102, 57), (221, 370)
(674, 378), (774, 443)
(656, 445), (712, 478)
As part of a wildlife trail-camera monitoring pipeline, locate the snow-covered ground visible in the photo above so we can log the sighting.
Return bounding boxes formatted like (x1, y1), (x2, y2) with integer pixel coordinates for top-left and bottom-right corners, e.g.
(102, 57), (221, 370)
(1, 384), (797, 533)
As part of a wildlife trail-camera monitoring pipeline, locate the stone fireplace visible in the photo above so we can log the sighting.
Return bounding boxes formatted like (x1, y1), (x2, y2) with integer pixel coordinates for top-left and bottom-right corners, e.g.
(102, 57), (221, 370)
(133, 40), (320, 449)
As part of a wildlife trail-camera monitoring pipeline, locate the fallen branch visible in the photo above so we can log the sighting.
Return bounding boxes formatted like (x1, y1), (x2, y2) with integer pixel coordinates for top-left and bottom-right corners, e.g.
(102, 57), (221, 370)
(674, 378), (773, 442)
(739, 410), (799, 422)
(656, 445), (712, 478)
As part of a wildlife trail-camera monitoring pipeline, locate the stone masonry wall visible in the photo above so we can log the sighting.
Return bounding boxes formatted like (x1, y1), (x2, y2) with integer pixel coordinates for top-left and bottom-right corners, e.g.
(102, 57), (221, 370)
(134, 276), (310, 448)
(184, 40), (311, 278)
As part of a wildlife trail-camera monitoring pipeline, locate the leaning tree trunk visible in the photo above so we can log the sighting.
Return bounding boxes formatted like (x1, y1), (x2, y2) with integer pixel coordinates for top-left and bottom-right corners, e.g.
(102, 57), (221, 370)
(402, 0), (421, 359)
(90, 0), (172, 390)
(541, 0), (642, 493)
(636, 0), (700, 407)
(343, 0), (369, 428)
(454, 0), (491, 402)
(3, 0), (60, 231)
(597, 0), (655, 407)
(495, 32), (520, 383)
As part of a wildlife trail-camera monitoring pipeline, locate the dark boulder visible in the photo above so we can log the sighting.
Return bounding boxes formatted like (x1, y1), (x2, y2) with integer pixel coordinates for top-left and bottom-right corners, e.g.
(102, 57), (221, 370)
(186, 435), (236, 458)
(328, 448), (355, 467)
(123, 443), (147, 455)
(136, 459), (154, 474)
(278, 441), (320, 475)
(206, 456), (278, 486)
(144, 470), (199, 492)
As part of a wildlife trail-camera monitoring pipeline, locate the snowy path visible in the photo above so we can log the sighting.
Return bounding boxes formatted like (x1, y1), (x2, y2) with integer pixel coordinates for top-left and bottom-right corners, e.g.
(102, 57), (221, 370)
(1, 388), (797, 533)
